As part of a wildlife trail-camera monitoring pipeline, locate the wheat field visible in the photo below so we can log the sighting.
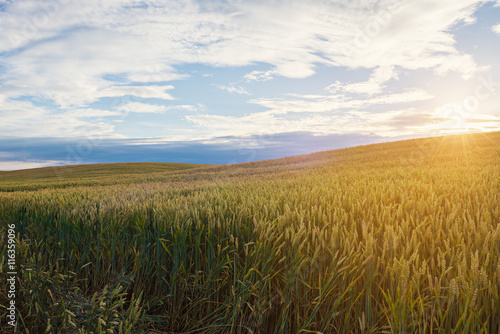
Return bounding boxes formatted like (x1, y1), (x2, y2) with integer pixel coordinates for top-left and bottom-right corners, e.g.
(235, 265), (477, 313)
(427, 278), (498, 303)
(1, 132), (499, 333)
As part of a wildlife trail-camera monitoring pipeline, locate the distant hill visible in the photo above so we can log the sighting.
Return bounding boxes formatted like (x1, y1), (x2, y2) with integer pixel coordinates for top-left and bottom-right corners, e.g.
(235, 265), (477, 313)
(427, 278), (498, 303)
(1, 131), (499, 333)
(1, 131), (498, 192)
(0, 162), (208, 191)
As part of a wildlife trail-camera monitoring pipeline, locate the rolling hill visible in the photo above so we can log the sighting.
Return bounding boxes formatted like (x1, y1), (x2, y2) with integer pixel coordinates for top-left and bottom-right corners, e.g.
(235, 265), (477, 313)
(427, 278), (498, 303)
(1, 131), (499, 333)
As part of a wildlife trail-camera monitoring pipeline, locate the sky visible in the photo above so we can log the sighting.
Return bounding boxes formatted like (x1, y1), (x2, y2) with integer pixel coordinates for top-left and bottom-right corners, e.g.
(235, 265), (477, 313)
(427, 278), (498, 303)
(1, 0), (500, 170)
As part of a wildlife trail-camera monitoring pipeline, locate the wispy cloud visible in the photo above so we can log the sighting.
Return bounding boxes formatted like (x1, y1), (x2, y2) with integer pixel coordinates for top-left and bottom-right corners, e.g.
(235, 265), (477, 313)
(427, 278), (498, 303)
(0, 96), (116, 138)
(99, 85), (175, 101)
(115, 102), (169, 114)
(249, 89), (433, 114)
(0, 160), (67, 171)
(65, 108), (123, 118)
(244, 69), (276, 82)
(115, 101), (203, 113)
(216, 84), (250, 95)
(185, 88), (435, 138)
(327, 66), (398, 96)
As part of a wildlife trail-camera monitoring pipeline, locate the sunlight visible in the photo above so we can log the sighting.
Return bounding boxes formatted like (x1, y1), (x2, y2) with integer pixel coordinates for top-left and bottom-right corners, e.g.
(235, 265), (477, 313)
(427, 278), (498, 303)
(427, 102), (500, 134)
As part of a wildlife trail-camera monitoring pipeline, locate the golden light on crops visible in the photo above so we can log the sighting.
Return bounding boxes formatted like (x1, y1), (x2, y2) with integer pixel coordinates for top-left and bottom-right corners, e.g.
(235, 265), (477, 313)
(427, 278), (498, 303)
(1, 131), (500, 332)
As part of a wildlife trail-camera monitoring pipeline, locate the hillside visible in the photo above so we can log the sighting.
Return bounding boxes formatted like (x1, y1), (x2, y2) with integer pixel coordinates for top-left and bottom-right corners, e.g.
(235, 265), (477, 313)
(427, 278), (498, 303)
(2, 131), (499, 191)
(0, 162), (208, 192)
(1, 131), (499, 333)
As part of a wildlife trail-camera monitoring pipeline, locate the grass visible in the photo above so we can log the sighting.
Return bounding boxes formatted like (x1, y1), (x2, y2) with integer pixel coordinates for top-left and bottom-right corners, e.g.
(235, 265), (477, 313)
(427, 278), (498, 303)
(1, 131), (499, 333)
(0, 162), (208, 192)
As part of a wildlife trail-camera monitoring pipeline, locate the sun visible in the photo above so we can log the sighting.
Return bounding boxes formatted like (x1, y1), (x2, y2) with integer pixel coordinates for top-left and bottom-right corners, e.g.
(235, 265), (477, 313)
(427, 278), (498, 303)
(428, 102), (499, 134)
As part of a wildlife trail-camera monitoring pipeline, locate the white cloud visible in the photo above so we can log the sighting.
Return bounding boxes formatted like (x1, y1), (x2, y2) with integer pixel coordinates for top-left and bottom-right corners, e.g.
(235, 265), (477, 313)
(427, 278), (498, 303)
(323, 0), (487, 78)
(127, 64), (189, 83)
(115, 102), (203, 114)
(274, 61), (316, 78)
(98, 85), (175, 101)
(327, 66), (398, 95)
(115, 102), (168, 113)
(168, 104), (205, 112)
(65, 108), (123, 118)
(217, 84), (250, 95)
(184, 109), (400, 138)
(244, 69), (276, 82)
(185, 88), (435, 138)
(250, 89), (433, 114)
(0, 97), (116, 138)
(493, 24), (500, 35)
(0, 160), (67, 171)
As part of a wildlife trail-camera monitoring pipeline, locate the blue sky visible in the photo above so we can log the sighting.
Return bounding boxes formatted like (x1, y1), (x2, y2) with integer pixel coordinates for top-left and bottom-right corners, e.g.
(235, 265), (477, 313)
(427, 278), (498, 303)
(1, 0), (500, 170)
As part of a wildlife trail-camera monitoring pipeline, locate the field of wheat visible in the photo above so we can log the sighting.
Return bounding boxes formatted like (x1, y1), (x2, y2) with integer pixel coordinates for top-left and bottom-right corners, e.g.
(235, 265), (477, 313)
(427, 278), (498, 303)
(1, 131), (499, 333)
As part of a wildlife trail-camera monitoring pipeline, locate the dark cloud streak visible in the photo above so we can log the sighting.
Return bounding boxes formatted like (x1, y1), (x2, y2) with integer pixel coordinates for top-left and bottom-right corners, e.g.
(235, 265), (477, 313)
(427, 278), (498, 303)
(0, 132), (419, 170)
